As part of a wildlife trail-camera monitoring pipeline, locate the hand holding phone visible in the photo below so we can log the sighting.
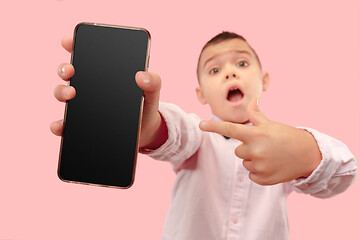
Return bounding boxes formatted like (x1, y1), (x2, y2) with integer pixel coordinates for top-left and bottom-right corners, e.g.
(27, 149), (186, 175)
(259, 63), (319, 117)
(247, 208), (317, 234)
(52, 39), (163, 148)
(54, 23), (155, 189)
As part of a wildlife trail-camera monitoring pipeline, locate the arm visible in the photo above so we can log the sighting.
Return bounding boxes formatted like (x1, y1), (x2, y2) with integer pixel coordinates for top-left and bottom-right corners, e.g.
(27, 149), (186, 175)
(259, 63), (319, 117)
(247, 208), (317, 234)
(140, 113), (168, 150)
(140, 102), (204, 172)
(292, 127), (357, 198)
(50, 37), (201, 172)
(200, 98), (357, 192)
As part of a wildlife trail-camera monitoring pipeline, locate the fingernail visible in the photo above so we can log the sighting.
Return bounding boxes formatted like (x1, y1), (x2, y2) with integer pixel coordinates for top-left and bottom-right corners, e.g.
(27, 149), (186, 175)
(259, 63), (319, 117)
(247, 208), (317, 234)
(200, 121), (207, 130)
(143, 74), (150, 84)
(256, 99), (259, 105)
(61, 66), (66, 75)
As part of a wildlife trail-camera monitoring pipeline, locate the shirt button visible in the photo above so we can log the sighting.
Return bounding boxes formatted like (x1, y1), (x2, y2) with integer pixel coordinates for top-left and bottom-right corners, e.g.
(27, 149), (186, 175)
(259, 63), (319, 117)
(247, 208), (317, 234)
(232, 215), (239, 224)
(237, 174), (244, 182)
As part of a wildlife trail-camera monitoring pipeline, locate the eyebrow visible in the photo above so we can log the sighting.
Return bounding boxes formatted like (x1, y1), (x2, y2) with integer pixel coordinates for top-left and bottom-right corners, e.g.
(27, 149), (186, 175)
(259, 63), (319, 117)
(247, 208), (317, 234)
(203, 50), (252, 68)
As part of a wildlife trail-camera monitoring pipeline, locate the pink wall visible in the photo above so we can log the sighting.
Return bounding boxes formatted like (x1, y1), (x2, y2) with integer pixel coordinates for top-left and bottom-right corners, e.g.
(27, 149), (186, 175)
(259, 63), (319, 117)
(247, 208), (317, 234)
(0, 0), (358, 239)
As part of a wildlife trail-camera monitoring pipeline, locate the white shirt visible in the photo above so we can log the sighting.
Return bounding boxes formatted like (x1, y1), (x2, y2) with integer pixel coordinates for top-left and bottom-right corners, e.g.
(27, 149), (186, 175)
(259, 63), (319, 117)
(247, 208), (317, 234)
(142, 102), (357, 240)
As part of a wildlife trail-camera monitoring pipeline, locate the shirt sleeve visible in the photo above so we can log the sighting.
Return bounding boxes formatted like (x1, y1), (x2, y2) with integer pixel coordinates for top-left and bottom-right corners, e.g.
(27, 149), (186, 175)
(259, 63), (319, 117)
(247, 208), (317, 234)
(139, 102), (203, 172)
(291, 127), (357, 198)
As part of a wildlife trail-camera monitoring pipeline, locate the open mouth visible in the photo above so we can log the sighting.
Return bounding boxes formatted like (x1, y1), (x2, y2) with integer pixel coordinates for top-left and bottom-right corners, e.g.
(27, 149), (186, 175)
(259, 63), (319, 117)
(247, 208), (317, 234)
(227, 87), (244, 103)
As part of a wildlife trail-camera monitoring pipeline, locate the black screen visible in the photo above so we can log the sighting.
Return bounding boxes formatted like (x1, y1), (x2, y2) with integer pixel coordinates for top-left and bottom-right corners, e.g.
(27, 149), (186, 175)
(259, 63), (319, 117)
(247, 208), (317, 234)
(58, 23), (150, 188)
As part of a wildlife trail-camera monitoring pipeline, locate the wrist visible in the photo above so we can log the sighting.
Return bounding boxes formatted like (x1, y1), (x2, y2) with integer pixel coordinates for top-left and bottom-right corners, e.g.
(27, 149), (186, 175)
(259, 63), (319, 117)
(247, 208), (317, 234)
(139, 112), (168, 150)
(299, 129), (322, 178)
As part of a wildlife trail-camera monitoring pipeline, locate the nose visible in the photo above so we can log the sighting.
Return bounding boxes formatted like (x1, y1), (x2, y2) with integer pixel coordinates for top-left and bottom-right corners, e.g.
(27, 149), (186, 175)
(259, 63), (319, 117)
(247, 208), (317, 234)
(224, 64), (239, 81)
(226, 73), (237, 80)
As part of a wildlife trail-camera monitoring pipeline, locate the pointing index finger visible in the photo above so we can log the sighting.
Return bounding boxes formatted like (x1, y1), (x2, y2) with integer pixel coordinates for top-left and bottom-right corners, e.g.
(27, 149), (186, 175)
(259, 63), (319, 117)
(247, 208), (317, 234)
(199, 120), (253, 142)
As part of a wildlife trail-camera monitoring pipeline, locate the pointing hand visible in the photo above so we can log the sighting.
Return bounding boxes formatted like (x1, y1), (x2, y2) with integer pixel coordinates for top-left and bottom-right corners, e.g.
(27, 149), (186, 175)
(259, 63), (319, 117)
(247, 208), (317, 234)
(199, 99), (321, 185)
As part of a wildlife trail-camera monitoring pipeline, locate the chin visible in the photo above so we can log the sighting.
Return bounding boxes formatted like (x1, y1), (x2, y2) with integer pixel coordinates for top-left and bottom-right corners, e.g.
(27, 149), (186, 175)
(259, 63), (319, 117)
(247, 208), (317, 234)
(225, 113), (248, 124)
(230, 108), (248, 122)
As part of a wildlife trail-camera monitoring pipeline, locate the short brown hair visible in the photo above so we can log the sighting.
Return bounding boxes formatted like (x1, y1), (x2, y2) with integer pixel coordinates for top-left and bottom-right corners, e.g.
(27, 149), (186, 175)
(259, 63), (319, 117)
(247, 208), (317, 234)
(196, 31), (262, 80)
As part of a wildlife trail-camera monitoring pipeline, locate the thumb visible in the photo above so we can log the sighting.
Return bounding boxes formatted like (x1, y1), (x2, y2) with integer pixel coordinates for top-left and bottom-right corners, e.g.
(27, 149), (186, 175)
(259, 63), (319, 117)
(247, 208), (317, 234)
(135, 71), (161, 114)
(135, 71), (161, 102)
(247, 98), (268, 126)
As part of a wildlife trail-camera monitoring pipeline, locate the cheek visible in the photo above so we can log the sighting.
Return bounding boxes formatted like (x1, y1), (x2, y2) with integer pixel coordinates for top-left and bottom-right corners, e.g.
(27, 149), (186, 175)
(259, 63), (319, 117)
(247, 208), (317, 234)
(203, 90), (217, 103)
(245, 82), (263, 98)
(248, 73), (264, 90)
(201, 82), (217, 96)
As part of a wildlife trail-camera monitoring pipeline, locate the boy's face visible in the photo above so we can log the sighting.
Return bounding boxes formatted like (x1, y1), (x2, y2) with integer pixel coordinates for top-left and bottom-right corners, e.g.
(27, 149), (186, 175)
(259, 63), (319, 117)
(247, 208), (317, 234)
(196, 39), (270, 124)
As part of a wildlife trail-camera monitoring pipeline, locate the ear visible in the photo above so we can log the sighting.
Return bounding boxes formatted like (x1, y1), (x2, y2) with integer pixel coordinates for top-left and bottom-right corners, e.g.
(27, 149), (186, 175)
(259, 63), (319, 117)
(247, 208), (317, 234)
(262, 72), (270, 92)
(195, 87), (207, 105)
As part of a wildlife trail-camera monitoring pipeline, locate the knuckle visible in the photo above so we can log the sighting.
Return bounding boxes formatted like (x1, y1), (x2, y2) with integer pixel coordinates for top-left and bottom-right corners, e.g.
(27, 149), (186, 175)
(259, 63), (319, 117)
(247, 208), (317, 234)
(252, 128), (266, 138)
(223, 123), (234, 136)
(250, 144), (271, 160)
(248, 146), (263, 159)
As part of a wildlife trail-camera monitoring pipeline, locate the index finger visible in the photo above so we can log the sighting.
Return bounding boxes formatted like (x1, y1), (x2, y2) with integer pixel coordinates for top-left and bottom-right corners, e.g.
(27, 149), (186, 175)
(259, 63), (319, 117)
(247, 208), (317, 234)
(199, 120), (253, 142)
(61, 36), (73, 53)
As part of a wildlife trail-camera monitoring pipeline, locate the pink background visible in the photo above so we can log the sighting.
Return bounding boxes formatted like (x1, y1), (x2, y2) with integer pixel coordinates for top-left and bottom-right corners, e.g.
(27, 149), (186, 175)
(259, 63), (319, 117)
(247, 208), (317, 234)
(0, 0), (359, 239)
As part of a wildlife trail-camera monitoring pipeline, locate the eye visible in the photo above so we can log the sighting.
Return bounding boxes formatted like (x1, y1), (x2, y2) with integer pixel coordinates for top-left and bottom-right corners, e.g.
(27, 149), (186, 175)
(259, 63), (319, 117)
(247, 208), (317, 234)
(209, 68), (220, 75)
(236, 61), (248, 67)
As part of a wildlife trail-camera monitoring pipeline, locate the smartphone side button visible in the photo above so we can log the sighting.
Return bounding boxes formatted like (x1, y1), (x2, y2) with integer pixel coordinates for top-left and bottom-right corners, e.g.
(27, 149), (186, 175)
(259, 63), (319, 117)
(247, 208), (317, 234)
(147, 55), (150, 69)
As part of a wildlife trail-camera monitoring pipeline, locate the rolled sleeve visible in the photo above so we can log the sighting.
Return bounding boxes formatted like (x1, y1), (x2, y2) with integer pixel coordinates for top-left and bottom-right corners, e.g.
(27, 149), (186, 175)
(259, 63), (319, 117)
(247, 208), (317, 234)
(141, 102), (203, 172)
(292, 127), (357, 198)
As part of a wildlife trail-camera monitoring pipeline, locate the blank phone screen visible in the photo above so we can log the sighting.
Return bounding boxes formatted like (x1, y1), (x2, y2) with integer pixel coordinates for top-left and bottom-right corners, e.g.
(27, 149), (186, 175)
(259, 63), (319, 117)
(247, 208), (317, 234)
(58, 23), (150, 188)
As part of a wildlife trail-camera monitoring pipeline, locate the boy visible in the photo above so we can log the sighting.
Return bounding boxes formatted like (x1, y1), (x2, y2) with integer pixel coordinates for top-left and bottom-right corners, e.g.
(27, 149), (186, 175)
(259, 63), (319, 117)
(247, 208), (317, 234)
(51, 32), (357, 240)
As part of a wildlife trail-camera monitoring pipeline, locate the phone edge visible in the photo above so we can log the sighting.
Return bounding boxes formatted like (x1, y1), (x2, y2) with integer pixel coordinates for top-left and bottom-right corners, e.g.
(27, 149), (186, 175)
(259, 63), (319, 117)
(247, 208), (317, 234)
(56, 22), (151, 190)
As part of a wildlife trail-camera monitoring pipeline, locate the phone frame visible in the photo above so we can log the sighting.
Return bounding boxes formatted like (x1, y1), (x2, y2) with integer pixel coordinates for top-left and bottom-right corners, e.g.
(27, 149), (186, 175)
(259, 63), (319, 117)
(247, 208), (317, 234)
(57, 22), (151, 189)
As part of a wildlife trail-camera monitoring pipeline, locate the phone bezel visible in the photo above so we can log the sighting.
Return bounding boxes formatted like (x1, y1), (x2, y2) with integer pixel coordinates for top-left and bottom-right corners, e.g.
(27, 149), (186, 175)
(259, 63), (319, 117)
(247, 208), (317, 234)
(57, 22), (151, 189)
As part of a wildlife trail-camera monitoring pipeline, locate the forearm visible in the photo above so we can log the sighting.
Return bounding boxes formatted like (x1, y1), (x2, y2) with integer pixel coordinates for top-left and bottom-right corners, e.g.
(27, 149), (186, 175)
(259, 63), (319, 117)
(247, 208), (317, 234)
(139, 102), (203, 172)
(297, 129), (322, 178)
(140, 113), (168, 150)
(293, 127), (357, 198)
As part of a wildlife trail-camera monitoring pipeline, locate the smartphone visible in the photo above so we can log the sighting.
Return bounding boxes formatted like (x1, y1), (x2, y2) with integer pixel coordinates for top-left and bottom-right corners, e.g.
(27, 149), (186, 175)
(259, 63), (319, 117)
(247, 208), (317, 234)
(58, 22), (151, 189)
